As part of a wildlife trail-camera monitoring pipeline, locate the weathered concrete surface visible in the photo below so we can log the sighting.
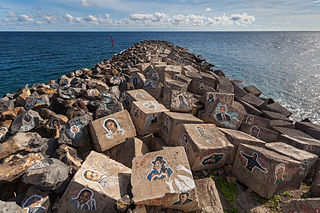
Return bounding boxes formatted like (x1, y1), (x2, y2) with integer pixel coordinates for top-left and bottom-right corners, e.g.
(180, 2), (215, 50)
(130, 101), (169, 135)
(265, 142), (318, 181)
(122, 89), (156, 111)
(273, 126), (320, 156)
(240, 123), (279, 142)
(0, 200), (23, 213)
(310, 170), (320, 196)
(295, 121), (320, 140)
(195, 178), (224, 213)
(56, 151), (131, 213)
(282, 198), (320, 213)
(89, 110), (136, 152)
(243, 114), (270, 128)
(160, 111), (203, 146)
(243, 85), (262, 97)
(131, 147), (199, 212)
(177, 123), (233, 171)
(233, 144), (305, 199)
(19, 186), (50, 213)
(219, 128), (265, 164)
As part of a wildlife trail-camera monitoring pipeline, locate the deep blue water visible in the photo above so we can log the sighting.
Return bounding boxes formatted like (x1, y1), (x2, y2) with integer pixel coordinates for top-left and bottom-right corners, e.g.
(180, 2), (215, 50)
(0, 32), (319, 124)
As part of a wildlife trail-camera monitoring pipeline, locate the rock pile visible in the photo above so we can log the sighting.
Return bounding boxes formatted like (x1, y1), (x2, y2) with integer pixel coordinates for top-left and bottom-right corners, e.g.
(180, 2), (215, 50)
(0, 40), (319, 212)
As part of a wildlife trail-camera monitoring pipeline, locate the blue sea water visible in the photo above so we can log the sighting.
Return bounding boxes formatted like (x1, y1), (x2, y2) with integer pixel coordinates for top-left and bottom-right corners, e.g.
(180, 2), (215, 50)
(0, 32), (319, 124)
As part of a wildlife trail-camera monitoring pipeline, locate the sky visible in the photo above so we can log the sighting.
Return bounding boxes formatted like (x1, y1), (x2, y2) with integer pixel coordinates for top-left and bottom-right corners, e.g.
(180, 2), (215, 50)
(0, 0), (320, 31)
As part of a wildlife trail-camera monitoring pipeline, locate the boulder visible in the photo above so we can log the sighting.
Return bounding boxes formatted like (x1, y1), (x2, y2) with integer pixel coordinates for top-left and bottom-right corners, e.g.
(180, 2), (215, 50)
(295, 121), (320, 140)
(0, 153), (44, 182)
(310, 170), (320, 196)
(233, 144), (305, 198)
(58, 114), (92, 152)
(176, 123), (233, 171)
(132, 147), (200, 212)
(282, 198), (320, 213)
(273, 127), (320, 156)
(121, 89), (156, 111)
(216, 76), (234, 93)
(94, 93), (124, 119)
(19, 186), (50, 213)
(262, 102), (292, 118)
(219, 128), (265, 164)
(0, 200), (23, 213)
(233, 85), (248, 100)
(240, 123), (279, 142)
(160, 112), (203, 146)
(0, 132), (52, 160)
(130, 101), (169, 135)
(24, 95), (50, 111)
(10, 110), (43, 134)
(269, 120), (295, 130)
(265, 142), (318, 181)
(243, 85), (262, 97)
(56, 151), (131, 213)
(243, 114), (270, 128)
(89, 110), (136, 152)
(107, 137), (149, 168)
(22, 158), (69, 191)
(1, 107), (24, 121)
(195, 178), (224, 213)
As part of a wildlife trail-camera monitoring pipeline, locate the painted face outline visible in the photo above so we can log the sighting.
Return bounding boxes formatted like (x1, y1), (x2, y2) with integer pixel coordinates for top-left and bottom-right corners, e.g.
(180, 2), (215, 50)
(72, 188), (96, 210)
(50, 118), (61, 130)
(146, 155), (173, 181)
(0, 127), (8, 139)
(143, 102), (158, 110)
(70, 125), (81, 138)
(224, 94), (233, 105)
(88, 89), (96, 97)
(22, 195), (44, 211)
(172, 192), (193, 206)
(274, 163), (285, 184)
(103, 118), (125, 139)
(246, 115), (255, 125)
(82, 169), (108, 190)
(25, 96), (36, 108)
(250, 125), (261, 138)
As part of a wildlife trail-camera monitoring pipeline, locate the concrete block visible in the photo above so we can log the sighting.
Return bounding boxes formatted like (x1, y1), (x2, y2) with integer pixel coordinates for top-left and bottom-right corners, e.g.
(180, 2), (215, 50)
(243, 114), (270, 128)
(240, 123), (279, 142)
(282, 198), (320, 213)
(122, 89), (156, 111)
(89, 110), (136, 152)
(233, 144), (304, 198)
(295, 121), (320, 140)
(130, 101), (169, 135)
(56, 151), (131, 213)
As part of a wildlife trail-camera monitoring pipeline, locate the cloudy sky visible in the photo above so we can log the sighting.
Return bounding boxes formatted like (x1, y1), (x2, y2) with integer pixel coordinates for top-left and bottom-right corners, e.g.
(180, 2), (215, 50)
(1, 0), (320, 31)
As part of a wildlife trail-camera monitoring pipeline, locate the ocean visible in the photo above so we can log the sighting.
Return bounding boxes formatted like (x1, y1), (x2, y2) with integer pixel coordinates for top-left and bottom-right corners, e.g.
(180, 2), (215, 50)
(0, 31), (319, 124)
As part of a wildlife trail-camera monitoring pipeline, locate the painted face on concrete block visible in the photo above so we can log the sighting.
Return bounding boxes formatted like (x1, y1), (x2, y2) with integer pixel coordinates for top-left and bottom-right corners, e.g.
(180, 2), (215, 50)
(250, 125), (261, 138)
(72, 188), (96, 210)
(147, 156), (173, 181)
(224, 95), (233, 105)
(172, 192), (193, 206)
(274, 163), (285, 184)
(25, 96), (36, 109)
(246, 115), (255, 125)
(103, 118), (125, 139)
(83, 169), (108, 190)
(50, 118), (61, 130)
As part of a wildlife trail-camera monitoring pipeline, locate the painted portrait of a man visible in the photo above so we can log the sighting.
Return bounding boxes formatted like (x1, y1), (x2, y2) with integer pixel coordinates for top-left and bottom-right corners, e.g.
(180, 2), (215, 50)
(22, 195), (46, 213)
(103, 118), (125, 139)
(72, 188), (96, 210)
(82, 169), (108, 190)
(172, 192), (192, 206)
(147, 156), (173, 181)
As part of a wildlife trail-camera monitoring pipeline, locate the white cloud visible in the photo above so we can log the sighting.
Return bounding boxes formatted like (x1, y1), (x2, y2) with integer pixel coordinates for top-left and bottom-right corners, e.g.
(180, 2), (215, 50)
(63, 14), (84, 23)
(311, 0), (320, 3)
(80, 0), (97, 7)
(18, 14), (35, 23)
(208, 13), (255, 26)
(129, 12), (168, 22)
(206, 8), (212, 12)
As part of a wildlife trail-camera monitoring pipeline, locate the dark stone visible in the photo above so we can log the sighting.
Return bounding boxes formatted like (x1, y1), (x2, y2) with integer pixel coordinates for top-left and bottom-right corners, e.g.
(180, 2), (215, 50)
(22, 158), (69, 191)
(262, 110), (292, 122)
(93, 94), (124, 120)
(243, 85), (262, 97)
(269, 120), (295, 130)
(10, 110), (43, 134)
(295, 121), (320, 140)
(234, 85), (248, 101)
(53, 144), (83, 175)
(262, 102), (292, 117)
(238, 100), (263, 116)
(240, 94), (265, 109)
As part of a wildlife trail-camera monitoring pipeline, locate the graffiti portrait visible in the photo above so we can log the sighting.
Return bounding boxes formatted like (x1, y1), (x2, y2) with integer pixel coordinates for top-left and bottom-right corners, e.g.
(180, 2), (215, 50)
(196, 126), (213, 144)
(215, 105), (231, 121)
(207, 94), (215, 103)
(72, 188), (96, 210)
(224, 94), (233, 106)
(172, 192), (192, 206)
(152, 72), (159, 81)
(0, 127), (8, 140)
(240, 151), (268, 173)
(22, 195), (46, 213)
(246, 115), (255, 125)
(50, 118), (61, 130)
(178, 95), (188, 109)
(202, 153), (224, 165)
(147, 156), (173, 181)
(143, 102), (158, 110)
(123, 95), (131, 109)
(25, 96), (37, 109)
(82, 169), (108, 190)
(274, 163), (285, 184)
(134, 107), (140, 119)
(135, 91), (146, 99)
(68, 125), (82, 139)
(103, 118), (125, 139)
(161, 115), (170, 134)
(250, 125), (261, 138)
(147, 114), (158, 127)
